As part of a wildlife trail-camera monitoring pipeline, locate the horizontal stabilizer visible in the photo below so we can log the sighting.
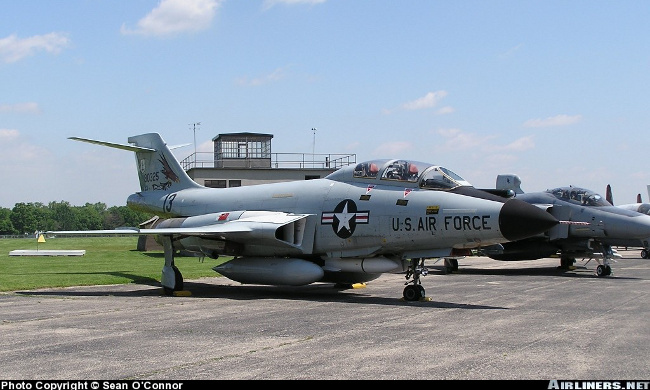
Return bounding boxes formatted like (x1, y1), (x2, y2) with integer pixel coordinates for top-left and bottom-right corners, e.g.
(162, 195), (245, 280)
(69, 137), (156, 153)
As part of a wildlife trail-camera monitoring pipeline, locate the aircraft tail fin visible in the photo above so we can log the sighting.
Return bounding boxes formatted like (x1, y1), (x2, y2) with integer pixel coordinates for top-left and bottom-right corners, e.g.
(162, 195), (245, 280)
(606, 184), (614, 205)
(637, 193), (642, 203)
(69, 133), (203, 194)
(495, 174), (524, 194)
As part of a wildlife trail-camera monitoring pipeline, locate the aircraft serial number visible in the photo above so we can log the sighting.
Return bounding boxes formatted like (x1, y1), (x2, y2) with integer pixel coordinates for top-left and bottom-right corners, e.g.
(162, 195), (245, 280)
(391, 215), (491, 231)
(142, 172), (159, 182)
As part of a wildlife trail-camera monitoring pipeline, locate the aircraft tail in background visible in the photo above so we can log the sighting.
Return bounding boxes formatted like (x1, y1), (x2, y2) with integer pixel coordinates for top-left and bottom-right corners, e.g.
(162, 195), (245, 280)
(606, 184), (614, 205)
(495, 174), (524, 194)
(605, 183), (650, 208)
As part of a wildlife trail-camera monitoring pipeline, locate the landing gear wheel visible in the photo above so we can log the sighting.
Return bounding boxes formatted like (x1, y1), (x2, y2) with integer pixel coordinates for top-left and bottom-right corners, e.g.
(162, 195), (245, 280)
(560, 257), (575, 269)
(444, 258), (459, 273)
(403, 284), (423, 301)
(641, 249), (648, 259)
(163, 265), (184, 296)
(596, 264), (610, 277)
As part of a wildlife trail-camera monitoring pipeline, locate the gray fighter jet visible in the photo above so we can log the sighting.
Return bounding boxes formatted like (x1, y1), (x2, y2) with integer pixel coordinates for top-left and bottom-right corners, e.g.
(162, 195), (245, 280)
(49, 133), (557, 301)
(485, 174), (650, 276)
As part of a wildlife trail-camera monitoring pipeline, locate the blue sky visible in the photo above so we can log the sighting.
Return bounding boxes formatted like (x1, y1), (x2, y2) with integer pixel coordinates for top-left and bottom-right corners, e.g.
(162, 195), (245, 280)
(2, 0), (649, 208)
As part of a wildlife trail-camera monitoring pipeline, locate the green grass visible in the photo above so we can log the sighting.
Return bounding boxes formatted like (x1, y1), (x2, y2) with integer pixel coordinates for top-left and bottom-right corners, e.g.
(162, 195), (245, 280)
(0, 236), (229, 292)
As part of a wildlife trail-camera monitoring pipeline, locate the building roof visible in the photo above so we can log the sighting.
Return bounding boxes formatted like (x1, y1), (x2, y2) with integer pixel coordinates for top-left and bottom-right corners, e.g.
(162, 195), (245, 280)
(212, 132), (274, 141)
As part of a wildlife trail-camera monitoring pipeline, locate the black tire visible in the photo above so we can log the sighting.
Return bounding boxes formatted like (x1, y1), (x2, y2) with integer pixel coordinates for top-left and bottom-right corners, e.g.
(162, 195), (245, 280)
(444, 258), (459, 273)
(403, 285), (422, 301)
(641, 250), (648, 259)
(560, 257), (574, 269)
(597, 265), (606, 277)
(450, 258), (459, 271)
(417, 284), (425, 297)
(172, 265), (184, 291)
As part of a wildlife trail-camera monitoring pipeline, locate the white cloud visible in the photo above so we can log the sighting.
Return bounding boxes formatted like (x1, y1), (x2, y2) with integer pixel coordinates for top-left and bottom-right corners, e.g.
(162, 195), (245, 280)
(0, 33), (70, 63)
(0, 130), (48, 163)
(436, 129), (533, 155)
(436, 128), (496, 150)
(121, 0), (221, 37)
(383, 91), (450, 115)
(499, 135), (535, 152)
(0, 103), (40, 114)
(435, 106), (455, 115)
(401, 91), (448, 111)
(0, 129), (20, 141)
(235, 67), (287, 86)
(523, 114), (582, 128)
(262, 0), (326, 10)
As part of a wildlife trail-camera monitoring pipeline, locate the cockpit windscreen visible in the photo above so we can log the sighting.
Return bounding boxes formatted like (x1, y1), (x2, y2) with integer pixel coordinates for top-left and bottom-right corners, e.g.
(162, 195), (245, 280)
(419, 166), (472, 190)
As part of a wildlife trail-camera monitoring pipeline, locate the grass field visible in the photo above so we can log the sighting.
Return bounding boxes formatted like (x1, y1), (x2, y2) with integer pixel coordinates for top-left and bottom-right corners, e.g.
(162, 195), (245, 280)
(0, 236), (229, 292)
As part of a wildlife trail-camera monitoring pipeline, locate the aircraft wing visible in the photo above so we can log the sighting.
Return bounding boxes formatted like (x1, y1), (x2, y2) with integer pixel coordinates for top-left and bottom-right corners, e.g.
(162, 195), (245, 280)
(49, 211), (313, 249)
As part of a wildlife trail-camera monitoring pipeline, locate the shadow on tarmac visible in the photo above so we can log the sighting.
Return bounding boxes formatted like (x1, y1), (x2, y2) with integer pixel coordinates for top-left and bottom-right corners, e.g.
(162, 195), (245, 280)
(15, 278), (510, 310)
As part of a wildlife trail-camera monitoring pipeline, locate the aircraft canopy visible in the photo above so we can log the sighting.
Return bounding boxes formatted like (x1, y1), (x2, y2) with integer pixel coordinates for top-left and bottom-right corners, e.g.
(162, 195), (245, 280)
(546, 187), (612, 207)
(328, 159), (473, 190)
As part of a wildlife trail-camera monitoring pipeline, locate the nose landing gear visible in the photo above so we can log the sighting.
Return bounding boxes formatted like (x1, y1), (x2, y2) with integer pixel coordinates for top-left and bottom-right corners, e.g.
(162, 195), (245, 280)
(403, 258), (431, 301)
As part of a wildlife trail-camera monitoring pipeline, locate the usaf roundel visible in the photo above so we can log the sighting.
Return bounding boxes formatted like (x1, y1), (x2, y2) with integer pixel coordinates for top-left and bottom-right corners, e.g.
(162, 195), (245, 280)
(321, 199), (370, 239)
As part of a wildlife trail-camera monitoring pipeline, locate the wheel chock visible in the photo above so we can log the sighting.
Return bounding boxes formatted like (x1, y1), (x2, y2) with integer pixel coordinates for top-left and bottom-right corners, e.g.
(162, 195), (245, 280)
(172, 290), (192, 297)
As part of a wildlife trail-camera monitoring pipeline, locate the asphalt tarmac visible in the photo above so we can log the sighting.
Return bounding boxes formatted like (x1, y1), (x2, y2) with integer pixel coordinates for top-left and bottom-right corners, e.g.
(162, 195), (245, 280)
(1, 250), (648, 380)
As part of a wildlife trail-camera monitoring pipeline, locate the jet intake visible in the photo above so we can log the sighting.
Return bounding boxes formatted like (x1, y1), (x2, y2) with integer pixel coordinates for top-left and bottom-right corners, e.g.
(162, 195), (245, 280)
(213, 257), (324, 286)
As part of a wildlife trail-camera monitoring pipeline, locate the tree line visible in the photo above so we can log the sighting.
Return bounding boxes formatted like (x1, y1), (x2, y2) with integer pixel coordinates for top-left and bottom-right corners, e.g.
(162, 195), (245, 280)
(0, 201), (154, 235)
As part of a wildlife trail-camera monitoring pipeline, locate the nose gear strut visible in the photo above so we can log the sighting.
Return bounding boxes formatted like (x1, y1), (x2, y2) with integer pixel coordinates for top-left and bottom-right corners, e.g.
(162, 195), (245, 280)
(403, 258), (430, 301)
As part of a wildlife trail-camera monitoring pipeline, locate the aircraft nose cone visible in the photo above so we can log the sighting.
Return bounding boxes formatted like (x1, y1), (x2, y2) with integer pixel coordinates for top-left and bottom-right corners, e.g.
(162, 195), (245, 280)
(499, 199), (558, 241)
(605, 212), (650, 239)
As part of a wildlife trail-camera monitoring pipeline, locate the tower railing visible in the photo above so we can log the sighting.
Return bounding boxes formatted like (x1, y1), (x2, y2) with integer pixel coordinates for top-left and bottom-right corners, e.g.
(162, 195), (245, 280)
(180, 152), (356, 171)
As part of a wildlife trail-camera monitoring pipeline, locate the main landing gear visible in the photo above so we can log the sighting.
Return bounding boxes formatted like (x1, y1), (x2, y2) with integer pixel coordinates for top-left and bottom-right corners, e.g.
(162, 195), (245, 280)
(444, 258), (459, 273)
(559, 256), (576, 270)
(403, 258), (429, 301)
(160, 235), (184, 295)
(560, 255), (612, 277)
(590, 243), (615, 277)
(596, 263), (612, 277)
(561, 242), (616, 277)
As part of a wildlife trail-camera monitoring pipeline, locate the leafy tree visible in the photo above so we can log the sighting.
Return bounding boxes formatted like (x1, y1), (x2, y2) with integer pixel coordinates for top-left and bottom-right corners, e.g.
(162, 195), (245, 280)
(74, 203), (106, 230)
(105, 206), (154, 229)
(5, 201), (155, 233)
(48, 201), (76, 231)
(10, 202), (45, 235)
(0, 207), (16, 235)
